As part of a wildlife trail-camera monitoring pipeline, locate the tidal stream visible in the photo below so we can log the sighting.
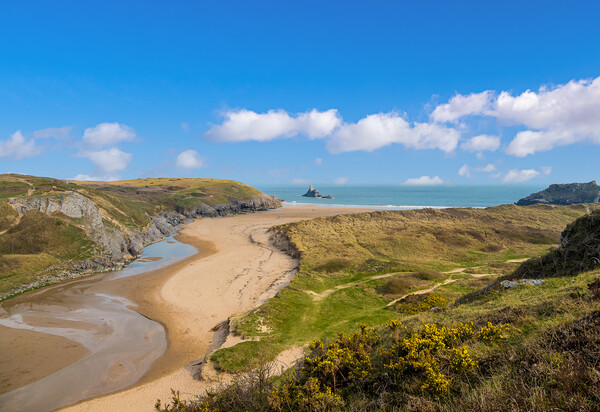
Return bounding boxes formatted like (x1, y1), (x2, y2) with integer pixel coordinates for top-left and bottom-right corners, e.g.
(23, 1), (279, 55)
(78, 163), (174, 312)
(0, 235), (197, 412)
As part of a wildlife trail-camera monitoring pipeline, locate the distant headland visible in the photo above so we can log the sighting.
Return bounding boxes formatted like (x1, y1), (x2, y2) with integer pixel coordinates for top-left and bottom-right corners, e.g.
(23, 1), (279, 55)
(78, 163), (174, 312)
(516, 181), (600, 206)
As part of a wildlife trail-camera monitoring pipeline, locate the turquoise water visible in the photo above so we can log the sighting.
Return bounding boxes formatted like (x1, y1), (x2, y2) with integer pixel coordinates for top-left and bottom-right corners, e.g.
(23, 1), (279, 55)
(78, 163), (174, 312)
(257, 185), (544, 209)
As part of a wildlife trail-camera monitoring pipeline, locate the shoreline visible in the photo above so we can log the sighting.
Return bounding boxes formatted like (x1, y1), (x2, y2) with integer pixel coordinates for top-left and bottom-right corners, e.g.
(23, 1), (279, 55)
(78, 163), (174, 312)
(61, 206), (374, 411)
(0, 206), (374, 411)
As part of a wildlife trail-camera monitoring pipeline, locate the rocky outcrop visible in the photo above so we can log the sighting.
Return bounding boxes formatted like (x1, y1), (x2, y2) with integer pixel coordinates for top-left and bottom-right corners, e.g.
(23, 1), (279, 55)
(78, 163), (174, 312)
(178, 194), (282, 218)
(8, 192), (280, 256)
(9, 192), (179, 260)
(302, 185), (332, 199)
(516, 181), (600, 206)
(1, 191), (281, 299)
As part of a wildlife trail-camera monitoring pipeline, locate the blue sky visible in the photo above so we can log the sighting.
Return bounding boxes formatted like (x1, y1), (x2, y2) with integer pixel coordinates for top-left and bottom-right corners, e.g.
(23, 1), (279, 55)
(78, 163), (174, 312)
(1, 1), (599, 186)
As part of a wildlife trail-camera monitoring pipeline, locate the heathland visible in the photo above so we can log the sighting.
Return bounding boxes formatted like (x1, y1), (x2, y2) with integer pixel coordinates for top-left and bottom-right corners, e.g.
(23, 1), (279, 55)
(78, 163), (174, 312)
(160, 204), (600, 411)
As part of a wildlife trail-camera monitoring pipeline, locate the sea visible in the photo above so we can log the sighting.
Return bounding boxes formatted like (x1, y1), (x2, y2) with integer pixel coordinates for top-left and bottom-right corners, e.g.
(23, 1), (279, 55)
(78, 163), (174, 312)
(257, 185), (544, 210)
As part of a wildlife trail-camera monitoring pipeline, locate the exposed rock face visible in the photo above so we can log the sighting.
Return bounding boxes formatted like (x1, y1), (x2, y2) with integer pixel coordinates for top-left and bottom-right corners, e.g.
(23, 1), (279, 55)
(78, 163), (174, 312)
(9, 193), (170, 260)
(516, 181), (600, 206)
(9, 192), (280, 259)
(302, 185), (332, 199)
(180, 194), (282, 218)
(1, 184), (282, 299)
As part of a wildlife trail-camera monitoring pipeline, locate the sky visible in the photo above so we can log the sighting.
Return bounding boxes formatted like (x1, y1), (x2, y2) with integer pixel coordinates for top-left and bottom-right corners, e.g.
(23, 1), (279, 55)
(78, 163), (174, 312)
(1, 0), (600, 187)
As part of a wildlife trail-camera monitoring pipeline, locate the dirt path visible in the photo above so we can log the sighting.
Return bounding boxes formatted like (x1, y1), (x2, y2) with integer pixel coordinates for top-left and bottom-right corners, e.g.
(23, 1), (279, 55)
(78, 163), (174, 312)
(298, 272), (401, 300)
(385, 278), (457, 307)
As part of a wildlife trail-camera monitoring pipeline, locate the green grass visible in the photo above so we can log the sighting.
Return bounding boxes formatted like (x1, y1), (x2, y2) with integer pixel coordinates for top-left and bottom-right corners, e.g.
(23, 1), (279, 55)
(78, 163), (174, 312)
(277, 204), (597, 293)
(86, 177), (263, 211)
(0, 174), (277, 299)
(0, 210), (96, 295)
(211, 204), (600, 373)
(0, 202), (18, 231)
(164, 268), (600, 411)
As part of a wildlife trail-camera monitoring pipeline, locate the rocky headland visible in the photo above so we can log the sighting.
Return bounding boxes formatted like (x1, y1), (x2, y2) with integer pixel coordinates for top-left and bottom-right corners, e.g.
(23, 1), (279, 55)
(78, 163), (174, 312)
(516, 181), (600, 206)
(0, 175), (281, 299)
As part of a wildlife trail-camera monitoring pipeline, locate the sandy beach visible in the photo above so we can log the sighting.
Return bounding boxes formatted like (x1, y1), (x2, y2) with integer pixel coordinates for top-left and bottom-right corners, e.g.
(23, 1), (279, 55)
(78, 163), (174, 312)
(29, 205), (370, 411)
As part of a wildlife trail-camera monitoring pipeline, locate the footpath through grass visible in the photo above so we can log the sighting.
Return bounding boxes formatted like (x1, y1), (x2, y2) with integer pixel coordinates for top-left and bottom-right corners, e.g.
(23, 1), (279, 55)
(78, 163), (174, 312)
(164, 208), (600, 411)
(211, 204), (600, 373)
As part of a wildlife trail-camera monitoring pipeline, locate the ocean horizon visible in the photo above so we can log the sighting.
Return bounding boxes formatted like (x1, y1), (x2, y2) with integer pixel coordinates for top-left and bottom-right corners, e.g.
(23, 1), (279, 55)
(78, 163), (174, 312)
(257, 185), (545, 210)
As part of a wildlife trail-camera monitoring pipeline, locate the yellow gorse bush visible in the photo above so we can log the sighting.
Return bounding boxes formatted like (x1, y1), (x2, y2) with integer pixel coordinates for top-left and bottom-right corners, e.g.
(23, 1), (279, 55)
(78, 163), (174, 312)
(395, 292), (449, 314)
(476, 322), (505, 342)
(268, 321), (506, 409)
(450, 346), (479, 373)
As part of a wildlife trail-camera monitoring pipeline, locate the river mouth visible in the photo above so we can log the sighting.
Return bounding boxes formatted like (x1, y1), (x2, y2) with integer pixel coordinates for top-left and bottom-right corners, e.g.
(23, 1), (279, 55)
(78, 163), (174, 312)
(0, 234), (197, 412)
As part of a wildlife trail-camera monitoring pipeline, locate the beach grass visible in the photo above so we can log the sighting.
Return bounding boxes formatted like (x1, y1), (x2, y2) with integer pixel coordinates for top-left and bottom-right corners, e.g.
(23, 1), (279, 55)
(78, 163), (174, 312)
(210, 204), (600, 373)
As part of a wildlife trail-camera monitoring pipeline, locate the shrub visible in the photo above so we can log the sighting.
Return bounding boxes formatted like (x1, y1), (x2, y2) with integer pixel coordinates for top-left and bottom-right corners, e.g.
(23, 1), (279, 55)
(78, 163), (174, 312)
(394, 293), (449, 314)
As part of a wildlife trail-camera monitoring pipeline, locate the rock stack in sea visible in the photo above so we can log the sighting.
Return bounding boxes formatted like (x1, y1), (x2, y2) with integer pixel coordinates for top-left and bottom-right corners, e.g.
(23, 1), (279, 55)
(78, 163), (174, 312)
(302, 185), (332, 199)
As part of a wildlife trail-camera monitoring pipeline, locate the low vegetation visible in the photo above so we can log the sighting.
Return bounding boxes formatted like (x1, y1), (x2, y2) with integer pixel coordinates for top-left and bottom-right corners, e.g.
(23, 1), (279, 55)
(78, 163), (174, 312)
(512, 209), (600, 279)
(0, 211), (96, 295)
(0, 174), (275, 298)
(210, 204), (598, 373)
(159, 205), (600, 411)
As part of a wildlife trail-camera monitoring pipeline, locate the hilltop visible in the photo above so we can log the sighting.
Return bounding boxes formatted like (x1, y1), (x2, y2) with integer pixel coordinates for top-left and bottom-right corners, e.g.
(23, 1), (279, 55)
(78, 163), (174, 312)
(0, 174), (280, 299)
(516, 181), (600, 206)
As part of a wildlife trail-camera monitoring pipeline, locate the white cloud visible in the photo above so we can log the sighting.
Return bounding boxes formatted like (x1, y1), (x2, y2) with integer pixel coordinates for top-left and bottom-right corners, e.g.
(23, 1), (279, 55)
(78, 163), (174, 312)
(403, 175), (444, 185)
(327, 112), (460, 154)
(71, 174), (119, 182)
(458, 164), (471, 178)
(314, 157), (323, 166)
(334, 177), (349, 185)
(481, 164), (496, 173)
(181, 122), (190, 132)
(205, 109), (341, 142)
(541, 166), (552, 175)
(206, 109), (459, 154)
(82, 123), (136, 147)
(502, 168), (541, 183)
(291, 178), (312, 185)
(82, 148), (132, 173)
(460, 134), (501, 152)
(297, 109), (343, 139)
(0, 130), (43, 159)
(431, 91), (493, 123)
(433, 76), (600, 156)
(176, 149), (204, 169)
(32, 126), (72, 139)
(72, 174), (102, 181)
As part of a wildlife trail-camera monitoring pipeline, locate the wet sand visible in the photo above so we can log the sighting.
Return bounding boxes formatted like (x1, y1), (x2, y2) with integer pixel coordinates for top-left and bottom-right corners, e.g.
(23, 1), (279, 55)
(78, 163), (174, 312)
(2, 206), (372, 411)
(62, 206), (373, 411)
(0, 326), (90, 394)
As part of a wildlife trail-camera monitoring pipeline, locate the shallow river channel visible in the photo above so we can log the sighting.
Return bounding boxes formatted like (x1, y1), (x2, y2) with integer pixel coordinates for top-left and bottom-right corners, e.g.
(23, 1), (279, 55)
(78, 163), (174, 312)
(0, 235), (197, 412)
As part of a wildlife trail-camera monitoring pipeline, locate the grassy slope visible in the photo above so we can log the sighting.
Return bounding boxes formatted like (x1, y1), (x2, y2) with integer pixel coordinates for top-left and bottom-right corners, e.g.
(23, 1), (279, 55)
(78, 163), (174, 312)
(81, 177), (262, 212)
(0, 174), (272, 297)
(212, 204), (600, 372)
(166, 207), (600, 411)
(0, 211), (95, 293)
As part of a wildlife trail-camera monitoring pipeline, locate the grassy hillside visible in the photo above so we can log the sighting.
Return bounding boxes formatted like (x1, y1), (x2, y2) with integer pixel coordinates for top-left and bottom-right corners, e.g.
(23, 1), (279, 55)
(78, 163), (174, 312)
(163, 206), (600, 411)
(79, 177), (263, 214)
(210, 204), (599, 373)
(0, 211), (95, 293)
(0, 174), (277, 298)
